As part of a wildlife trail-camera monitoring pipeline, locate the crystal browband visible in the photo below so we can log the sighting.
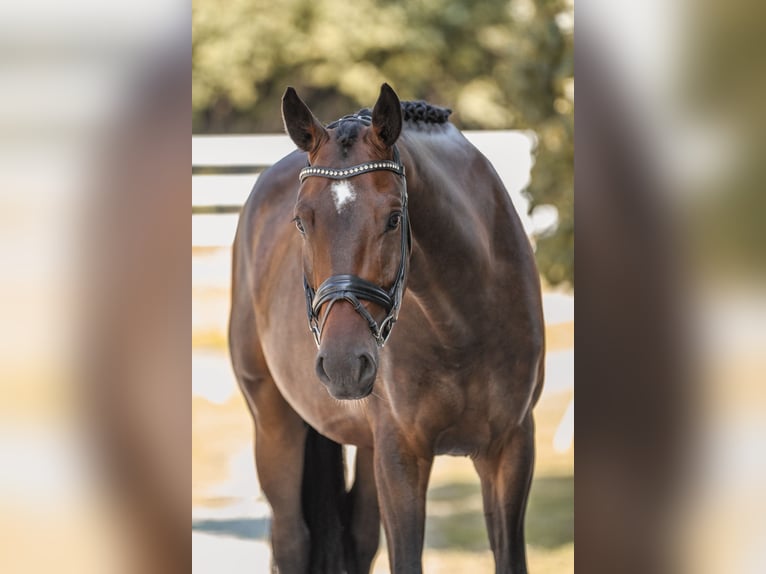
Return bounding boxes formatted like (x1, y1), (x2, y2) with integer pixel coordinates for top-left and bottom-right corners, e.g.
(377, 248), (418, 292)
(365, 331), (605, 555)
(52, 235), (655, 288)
(299, 160), (405, 182)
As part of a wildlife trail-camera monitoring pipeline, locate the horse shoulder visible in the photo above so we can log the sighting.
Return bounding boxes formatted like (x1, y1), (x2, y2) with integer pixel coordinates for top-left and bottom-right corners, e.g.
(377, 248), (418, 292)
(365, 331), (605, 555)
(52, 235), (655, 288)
(230, 151), (304, 384)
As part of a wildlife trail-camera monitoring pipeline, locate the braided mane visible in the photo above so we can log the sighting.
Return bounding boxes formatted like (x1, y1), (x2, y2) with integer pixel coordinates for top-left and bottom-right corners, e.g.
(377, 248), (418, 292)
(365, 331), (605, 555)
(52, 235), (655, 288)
(327, 100), (452, 152)
(400, 101), (452, 125)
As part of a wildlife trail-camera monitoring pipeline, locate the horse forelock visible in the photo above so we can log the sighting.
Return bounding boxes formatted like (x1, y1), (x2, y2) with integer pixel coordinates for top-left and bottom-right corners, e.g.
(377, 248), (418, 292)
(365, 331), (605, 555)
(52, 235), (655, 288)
(331, 118), (365, 156)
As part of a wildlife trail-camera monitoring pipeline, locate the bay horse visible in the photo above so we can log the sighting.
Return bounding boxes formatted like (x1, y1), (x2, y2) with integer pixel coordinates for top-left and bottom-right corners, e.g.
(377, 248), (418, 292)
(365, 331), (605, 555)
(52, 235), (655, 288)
(229, 83), (545, 573)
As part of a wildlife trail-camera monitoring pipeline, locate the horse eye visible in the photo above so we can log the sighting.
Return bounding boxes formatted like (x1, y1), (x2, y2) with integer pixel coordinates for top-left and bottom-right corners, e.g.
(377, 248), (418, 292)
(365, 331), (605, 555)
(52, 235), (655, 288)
(293, 218), (306, 234)
(387, 212), (402, 231)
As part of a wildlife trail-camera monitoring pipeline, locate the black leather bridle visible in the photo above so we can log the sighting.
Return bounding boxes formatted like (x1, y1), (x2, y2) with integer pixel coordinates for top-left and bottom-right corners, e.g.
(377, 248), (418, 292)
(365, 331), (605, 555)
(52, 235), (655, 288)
(298, 143), (410, 348)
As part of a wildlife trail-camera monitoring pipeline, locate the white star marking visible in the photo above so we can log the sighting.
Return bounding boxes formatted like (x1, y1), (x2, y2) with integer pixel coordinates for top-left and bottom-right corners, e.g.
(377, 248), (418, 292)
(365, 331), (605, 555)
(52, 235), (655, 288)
(331, 180), (356, 212)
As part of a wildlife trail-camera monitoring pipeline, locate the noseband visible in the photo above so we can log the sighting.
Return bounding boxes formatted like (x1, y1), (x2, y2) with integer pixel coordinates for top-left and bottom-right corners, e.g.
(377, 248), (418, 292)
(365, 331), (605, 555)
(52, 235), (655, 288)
(299, 143), (410, 348)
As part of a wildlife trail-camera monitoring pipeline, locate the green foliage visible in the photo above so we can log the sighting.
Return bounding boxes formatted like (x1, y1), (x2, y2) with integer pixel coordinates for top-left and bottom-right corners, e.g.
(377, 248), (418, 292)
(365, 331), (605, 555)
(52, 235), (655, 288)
(193, 0), (573, 287)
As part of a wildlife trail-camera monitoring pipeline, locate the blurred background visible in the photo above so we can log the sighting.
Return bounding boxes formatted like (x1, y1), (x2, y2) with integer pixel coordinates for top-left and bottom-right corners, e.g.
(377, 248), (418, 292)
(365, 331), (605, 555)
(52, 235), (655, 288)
(191, 0), (574, 572)
(0, 0), (763, 572)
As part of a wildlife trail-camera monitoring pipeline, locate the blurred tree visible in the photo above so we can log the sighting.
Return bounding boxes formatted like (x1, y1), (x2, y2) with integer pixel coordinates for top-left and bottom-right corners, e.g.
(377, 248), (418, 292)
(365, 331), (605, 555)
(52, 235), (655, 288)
(192, 0), (573, 287)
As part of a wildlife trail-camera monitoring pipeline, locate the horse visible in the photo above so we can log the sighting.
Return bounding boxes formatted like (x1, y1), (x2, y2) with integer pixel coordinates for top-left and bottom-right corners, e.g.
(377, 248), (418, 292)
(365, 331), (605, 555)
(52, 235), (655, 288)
(229, 83), (545, 574)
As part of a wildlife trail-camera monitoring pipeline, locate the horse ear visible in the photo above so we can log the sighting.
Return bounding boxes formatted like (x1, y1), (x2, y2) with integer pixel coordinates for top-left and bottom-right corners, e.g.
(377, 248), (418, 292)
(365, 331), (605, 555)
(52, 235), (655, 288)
(371, 83), (402, 148)
(282, 87), (328, 153)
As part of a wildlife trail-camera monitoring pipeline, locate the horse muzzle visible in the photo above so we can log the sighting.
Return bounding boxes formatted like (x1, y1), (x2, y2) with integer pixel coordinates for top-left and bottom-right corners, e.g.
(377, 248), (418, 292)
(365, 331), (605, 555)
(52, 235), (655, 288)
(315, 329), (378, 400)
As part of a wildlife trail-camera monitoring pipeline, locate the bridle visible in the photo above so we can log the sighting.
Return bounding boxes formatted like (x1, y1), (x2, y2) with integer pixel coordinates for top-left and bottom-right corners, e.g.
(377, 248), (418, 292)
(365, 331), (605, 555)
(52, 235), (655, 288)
(298, 123), (410, 348)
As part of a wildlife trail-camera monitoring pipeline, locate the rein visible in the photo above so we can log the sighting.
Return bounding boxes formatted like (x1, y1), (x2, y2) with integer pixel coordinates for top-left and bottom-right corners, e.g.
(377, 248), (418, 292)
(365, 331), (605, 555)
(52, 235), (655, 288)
(299, 143), (410, 348)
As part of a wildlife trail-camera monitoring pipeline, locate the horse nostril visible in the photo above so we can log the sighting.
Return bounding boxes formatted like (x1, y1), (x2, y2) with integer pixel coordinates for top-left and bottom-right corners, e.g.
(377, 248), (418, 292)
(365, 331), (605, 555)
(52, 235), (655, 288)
(315, 355), (330, 385)
(315, 349), (377, 391)
(358, 352), (377, 386)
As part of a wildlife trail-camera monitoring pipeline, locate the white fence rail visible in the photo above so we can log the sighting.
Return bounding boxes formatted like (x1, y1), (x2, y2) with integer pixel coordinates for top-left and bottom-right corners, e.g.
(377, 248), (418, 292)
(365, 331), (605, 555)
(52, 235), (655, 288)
(192, 131), (534, 247)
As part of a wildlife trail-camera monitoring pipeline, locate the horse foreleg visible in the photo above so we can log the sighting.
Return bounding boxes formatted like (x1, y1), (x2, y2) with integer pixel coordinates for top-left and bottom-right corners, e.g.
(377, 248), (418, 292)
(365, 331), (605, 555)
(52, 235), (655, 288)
(373, 433), (432, 573)
(474, 415), (535, 574)
(247, 377), (310, 574)
(347, 446), (380, 574)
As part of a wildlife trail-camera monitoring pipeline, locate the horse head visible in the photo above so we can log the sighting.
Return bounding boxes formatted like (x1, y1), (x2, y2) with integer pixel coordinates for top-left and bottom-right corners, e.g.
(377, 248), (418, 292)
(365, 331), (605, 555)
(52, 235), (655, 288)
(282, 83), (409, 400)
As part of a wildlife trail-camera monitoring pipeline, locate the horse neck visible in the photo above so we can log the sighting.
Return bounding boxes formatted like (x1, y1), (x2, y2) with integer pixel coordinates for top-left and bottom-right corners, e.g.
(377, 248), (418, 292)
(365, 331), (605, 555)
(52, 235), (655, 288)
(397, 133), (544, 352)
(403, 173), (497, 342)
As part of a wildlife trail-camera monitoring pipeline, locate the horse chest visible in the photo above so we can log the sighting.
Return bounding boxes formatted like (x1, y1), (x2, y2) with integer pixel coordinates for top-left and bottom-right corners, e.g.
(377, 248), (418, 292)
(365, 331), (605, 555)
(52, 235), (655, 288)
(382, 371), (494, 457)
(433, 423), (490, 457)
